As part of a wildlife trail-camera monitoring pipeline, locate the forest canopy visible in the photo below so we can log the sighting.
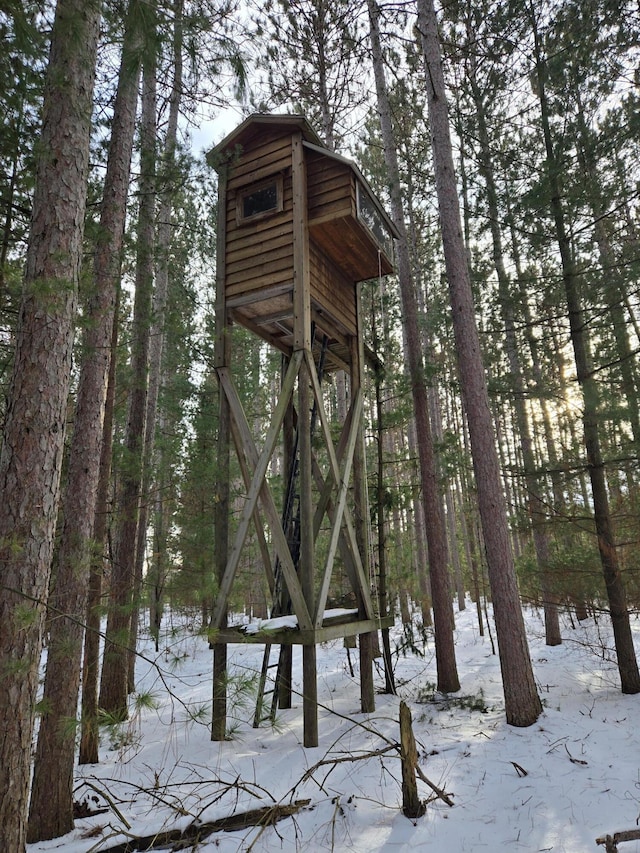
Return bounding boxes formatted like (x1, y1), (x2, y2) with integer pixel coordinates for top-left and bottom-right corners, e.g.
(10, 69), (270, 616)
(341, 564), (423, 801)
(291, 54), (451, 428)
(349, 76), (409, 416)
(0, 0), (639, 849)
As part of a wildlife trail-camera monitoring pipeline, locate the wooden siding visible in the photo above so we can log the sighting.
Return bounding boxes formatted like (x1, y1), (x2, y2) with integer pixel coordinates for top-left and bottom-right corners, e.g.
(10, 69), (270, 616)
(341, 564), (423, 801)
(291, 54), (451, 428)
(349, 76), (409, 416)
(309, 239), (356, 337)
(217, 124), (389, 367)
(224, 129), (295, 302)
(306, 150), (354, 222)
(226, 130), (293, 190)
(306, 148), (393, 280)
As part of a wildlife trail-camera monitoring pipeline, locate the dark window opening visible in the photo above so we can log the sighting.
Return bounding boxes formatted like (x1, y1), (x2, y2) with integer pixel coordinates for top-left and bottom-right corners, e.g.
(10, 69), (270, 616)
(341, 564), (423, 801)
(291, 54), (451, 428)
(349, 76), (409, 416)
(237, 174), (283, 223)
(243, 184), (277, 217)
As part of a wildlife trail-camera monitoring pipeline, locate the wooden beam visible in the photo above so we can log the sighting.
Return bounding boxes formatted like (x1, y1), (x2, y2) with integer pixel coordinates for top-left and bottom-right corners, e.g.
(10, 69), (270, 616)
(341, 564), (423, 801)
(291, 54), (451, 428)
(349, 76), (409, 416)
(314, 389), (363, 627)
(350, 323), (376, 715)
(227, 407), (275, 596)
(226, 281), (293, 309)
(253, 308), (294, 326)
(292, 131), (311, 352)
(303, 644), (318, 747)
(298, 355), (318, 746)
(214, 170), (228, 370)
(312, 395), (353, 534)
(306, 351), (375, 620)
(211, 354), (312, 631)
(224, 390), (309, 625)
(228, 312), (293, 359)
(215, 617), (394, 647)
(212, 168), (230, 742)
(311, 454), (362, 609)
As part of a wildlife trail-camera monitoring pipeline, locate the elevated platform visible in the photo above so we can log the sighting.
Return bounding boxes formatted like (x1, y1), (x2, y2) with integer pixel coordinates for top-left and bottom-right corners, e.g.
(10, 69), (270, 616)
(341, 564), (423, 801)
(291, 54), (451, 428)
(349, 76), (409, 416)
(209, 113), (397, 746)
(212, 609), (393, 647)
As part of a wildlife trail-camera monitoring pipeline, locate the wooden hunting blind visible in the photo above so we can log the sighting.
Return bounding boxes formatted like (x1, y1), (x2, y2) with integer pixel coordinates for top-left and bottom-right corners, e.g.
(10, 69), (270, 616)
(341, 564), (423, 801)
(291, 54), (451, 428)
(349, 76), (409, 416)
(207, 114), (397, 747)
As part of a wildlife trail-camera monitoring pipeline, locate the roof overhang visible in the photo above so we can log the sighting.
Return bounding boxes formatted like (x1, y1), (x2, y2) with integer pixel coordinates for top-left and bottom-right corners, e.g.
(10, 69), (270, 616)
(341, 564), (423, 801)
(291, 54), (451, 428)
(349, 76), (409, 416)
(206, 113), (323, 170)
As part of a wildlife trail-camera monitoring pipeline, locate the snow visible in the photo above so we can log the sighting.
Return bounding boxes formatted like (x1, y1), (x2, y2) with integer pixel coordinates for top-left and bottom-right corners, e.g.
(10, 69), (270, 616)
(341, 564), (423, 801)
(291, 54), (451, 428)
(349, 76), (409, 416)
(28, 603), (640, 853)
(233, 607), (359, 634)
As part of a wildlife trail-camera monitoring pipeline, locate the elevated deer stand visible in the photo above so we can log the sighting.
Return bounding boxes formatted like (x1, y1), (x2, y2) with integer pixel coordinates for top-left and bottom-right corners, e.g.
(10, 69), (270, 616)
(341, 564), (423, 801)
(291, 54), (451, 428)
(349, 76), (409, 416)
(207, 114), (397, 747)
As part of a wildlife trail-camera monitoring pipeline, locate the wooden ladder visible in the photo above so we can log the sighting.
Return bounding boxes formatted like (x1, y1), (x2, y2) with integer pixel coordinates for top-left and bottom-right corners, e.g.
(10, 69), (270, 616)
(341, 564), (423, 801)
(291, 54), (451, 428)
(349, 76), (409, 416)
(252, 332), (328, 728)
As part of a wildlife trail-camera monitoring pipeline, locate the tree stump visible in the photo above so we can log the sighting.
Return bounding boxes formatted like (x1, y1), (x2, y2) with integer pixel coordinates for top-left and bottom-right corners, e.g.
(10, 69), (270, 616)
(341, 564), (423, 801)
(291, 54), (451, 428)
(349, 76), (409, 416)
(399, 700), (426, 818)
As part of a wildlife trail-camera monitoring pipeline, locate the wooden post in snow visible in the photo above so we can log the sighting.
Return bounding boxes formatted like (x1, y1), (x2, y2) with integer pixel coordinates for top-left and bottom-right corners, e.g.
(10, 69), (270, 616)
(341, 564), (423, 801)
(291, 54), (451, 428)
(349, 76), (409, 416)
(399, 701), (426, 819)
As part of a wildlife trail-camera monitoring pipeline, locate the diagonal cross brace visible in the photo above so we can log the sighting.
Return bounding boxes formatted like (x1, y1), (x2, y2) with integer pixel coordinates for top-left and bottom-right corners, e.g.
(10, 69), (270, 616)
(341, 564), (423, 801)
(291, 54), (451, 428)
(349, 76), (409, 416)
(313, 389), (363, 627)
(211, 353), (312, 631)
(304, 350), (376, 625)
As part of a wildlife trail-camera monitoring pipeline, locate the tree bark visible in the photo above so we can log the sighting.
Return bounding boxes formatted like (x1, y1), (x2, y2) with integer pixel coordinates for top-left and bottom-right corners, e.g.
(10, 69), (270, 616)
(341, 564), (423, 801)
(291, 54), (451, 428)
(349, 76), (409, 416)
(417, 0), (542, 726)
(141, 0), (183, 656)
(0, 2), (101, 850)
(79, 288), (119, 765)
(466, 42), (560, 646)
(100, 26), (157, 716)
(368, 0), (459, 694)
(27, 4), (143, 836)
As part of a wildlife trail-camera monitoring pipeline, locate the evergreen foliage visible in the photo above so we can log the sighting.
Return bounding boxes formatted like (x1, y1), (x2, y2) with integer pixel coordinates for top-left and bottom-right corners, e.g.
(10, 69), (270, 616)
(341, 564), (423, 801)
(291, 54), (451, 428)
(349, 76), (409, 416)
(1, 0), (640, 841)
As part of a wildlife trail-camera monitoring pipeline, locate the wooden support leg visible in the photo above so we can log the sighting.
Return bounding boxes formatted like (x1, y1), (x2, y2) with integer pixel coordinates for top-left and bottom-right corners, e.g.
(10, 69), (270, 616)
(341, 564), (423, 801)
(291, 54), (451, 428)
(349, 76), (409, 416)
(298, 359), (318, 747)
(359, 631), (375, 713)
(303, 645), (318, 747)
(213, 333), (230, 742)
(278, 645), (293, 709)
(211, 644), (227, 741)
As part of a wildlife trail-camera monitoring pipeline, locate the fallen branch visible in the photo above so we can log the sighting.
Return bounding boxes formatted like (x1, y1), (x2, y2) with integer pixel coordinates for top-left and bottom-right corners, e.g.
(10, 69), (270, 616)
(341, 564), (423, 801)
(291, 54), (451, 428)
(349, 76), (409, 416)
(414, 764), (454, 807)
(300, 744), (398, 785)
(564, 743), (587, 766)
(79, 780), (132, 830)
(91, 799), (311, 852)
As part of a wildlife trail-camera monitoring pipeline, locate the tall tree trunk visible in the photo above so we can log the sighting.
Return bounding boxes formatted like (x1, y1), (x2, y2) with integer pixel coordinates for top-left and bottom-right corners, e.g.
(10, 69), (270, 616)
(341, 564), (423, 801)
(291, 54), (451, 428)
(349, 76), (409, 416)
(404, 150), (439, 625)
(137, 0), (183, 659)
(0, 3), (101, 850)
(373, 322), (396, 694)
(27, 3), (143, 835)
(79, 285), (120, 764)
(430, 394), (465, 611)
(100, 26), (158, 716)
(417, 0), (542, 726)
(368, 0), (459, 694)
(466, 49), (561, 646)
(531, 16), (640, 692)
(127, 38), (163, 692)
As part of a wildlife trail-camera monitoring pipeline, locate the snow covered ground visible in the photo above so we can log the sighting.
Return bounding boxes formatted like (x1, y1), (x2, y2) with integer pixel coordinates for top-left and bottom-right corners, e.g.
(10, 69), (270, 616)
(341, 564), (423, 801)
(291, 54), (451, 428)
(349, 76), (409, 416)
(29, 603), (640, 852)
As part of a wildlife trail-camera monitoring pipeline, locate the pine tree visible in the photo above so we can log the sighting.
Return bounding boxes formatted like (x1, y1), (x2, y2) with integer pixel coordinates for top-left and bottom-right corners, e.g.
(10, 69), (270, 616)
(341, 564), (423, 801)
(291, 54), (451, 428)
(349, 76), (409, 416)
(0, 3), (46, 299)
(27, 0), (145, 832)
(0, 3), (101, 849)
(255, 0), (366, 149)
(367, 0), (459, 694)
(457, 0), (561, 644)
(145, 0), (184, 649)
(416, 0), (542, 727)
(100, 10), (159, 716)
(529, 2), (640, 693)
